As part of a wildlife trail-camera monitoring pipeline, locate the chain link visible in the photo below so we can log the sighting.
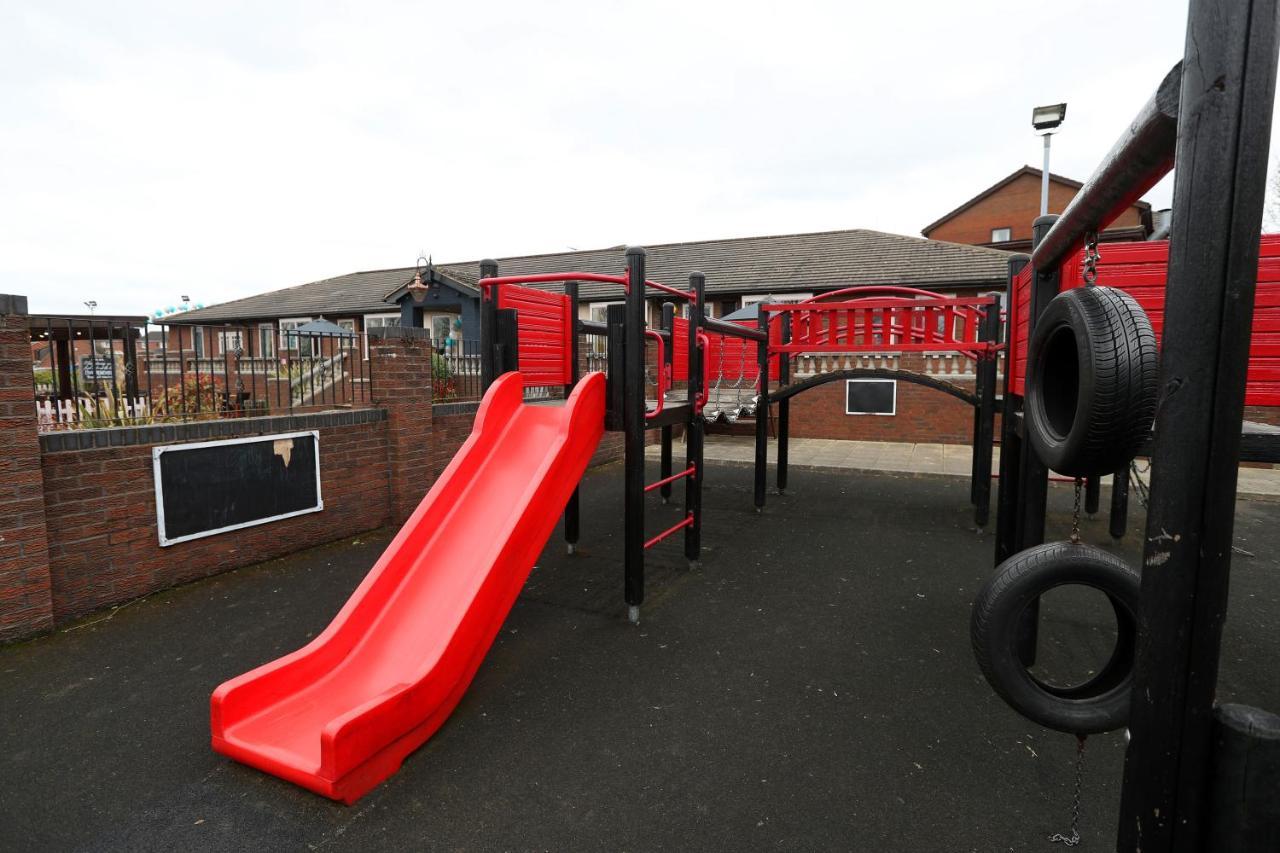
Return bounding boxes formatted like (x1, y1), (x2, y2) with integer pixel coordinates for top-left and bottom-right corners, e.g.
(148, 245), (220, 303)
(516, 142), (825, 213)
(1070, 477), (1083, 544)
(1049, 735), (1088, 846)
(1082, 231), (1101, 286)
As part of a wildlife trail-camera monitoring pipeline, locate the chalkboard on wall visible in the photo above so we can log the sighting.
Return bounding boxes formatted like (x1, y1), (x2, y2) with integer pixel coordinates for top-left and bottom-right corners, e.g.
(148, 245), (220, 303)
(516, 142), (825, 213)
(845, 379), (897, 416)
(153, 430), (323, 546)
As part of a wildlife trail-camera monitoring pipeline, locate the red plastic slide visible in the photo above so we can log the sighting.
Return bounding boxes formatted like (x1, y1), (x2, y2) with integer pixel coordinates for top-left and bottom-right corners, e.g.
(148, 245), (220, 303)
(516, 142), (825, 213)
(210, 371), (604, 803)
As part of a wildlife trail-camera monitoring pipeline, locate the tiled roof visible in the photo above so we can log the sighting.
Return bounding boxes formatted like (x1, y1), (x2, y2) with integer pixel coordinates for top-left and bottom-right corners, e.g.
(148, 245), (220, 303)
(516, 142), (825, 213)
(438, 228), (1010, 301)
(173, 267), (416, 324)
(177, 228), (1010, 323)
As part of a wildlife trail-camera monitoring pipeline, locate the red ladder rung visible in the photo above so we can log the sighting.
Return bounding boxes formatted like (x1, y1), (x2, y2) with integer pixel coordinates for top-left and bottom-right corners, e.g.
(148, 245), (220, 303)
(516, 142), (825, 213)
(643, 513), (696, 550)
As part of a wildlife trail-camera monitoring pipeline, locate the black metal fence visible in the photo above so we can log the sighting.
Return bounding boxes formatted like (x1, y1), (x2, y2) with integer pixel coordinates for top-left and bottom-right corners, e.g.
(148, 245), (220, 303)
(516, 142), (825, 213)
(31, 318), (372, 432)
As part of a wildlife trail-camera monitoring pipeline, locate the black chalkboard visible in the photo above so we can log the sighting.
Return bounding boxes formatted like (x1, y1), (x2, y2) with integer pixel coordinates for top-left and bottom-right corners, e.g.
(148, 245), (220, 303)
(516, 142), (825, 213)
(153, 431), (322, 546)
(845, 379), (897, 415)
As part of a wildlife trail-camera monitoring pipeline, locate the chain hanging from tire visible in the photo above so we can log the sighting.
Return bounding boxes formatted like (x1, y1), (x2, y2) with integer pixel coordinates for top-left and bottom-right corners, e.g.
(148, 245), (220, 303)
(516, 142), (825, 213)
(1082, 232), (1100, 286)
(1049, 734), (1088, 846)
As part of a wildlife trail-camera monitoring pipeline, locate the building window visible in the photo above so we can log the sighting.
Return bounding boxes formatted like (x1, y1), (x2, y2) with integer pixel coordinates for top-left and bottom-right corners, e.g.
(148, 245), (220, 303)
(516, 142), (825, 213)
(589, 302), (622, 354)
(991, 227), (1012, 243)
(362, 313), (401, 359)
(192, 327), (205, 358)
(258, 323), (275, 358)
(218, 329), (245, 355)
(278, 317), (312, 357)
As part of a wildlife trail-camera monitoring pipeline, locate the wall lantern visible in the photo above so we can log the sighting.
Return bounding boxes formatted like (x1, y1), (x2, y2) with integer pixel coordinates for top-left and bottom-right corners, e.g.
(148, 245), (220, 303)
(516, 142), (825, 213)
(408, 254), (432, 303)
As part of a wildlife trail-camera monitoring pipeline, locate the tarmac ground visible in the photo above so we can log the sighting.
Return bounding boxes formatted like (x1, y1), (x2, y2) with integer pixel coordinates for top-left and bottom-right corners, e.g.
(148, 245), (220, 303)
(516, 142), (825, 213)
(2, 460), (1277, 851)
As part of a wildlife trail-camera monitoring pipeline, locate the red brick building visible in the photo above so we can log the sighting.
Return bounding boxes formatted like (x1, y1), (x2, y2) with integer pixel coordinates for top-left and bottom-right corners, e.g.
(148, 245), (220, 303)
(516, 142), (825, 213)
(922, 166), (1156, 251)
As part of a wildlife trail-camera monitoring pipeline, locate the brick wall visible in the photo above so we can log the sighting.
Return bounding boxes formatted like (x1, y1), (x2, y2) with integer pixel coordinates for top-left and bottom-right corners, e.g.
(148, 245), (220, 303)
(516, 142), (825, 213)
(0, 310), (641, 643)
(787, 379), (978, 444)
(40, 415), (390, 621)
(0, 297), (54, 642)
(927, 172), (1146, 246)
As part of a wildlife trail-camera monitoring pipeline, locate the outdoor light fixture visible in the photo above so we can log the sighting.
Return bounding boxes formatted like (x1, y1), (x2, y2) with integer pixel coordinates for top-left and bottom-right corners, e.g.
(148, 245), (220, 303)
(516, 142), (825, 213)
(407, 254), (431, 303)
(1031, 103), (1067, 132)
(1031, 102), (1068, 216)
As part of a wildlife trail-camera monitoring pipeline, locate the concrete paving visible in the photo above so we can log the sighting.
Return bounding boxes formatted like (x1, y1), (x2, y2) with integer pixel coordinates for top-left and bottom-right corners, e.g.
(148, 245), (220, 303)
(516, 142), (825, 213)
(654, 435), (1280, 499)
(2, 463), (1278, 851)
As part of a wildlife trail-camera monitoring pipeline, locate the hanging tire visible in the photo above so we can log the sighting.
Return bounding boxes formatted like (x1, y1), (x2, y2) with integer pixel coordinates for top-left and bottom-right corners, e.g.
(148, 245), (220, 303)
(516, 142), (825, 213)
(970, 541), (1140, 734)
(1024, 286), (1158, 477)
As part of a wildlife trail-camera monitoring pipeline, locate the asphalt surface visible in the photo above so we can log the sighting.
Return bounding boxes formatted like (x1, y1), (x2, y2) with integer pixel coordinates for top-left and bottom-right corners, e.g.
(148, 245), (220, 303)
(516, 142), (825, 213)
(2, 462), (1278, 852)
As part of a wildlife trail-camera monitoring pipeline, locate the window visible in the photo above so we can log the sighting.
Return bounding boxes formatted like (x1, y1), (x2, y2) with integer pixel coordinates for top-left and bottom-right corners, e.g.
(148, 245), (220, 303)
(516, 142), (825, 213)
(258, 324), (275, 358)
(278, 317), (312, 357)
(192, 327), (205, 358)
(588, 302), (622, 354)
(362, 313), (401, 359)
(422, 313), (454, 342)
(218, 329), (245, 355)
(741, 292), (813, 307)
(991, 227), (1012, 243)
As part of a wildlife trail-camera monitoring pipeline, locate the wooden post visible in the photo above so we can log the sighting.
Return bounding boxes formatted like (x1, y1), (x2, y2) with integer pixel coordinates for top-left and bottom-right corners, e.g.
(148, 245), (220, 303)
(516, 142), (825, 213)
(1205, 703), (1280, 850)
(972, 300), (999, 527)
(777, 313), (791, 493)
(1118, 2), (1280, 849)
(994, 254), (1031, 564)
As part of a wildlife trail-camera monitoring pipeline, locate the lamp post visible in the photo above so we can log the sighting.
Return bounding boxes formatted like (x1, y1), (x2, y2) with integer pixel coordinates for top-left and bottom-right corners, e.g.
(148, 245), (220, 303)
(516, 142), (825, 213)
(1032, 103), (1068, 216)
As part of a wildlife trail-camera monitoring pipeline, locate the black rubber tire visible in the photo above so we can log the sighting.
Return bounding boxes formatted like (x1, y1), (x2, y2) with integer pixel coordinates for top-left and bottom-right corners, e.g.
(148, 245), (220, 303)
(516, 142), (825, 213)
(1024, 286), (1158, 477)
(970, 541), (1140, 734)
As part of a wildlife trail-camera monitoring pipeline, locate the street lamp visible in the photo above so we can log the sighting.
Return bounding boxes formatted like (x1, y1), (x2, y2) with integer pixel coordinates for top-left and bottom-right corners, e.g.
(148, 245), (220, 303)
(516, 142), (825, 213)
(84, 300), (97, 317)
(1031, 102), (1068, 216)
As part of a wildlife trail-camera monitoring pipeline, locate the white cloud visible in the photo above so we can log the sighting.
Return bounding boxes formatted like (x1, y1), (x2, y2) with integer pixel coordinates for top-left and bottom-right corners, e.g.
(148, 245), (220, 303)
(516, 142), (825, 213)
(0, 0), (1264, 317)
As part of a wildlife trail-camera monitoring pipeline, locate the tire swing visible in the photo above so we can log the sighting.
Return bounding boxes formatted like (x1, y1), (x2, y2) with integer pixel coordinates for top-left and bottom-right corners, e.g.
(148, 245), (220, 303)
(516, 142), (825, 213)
(970, 237), (1158, 843)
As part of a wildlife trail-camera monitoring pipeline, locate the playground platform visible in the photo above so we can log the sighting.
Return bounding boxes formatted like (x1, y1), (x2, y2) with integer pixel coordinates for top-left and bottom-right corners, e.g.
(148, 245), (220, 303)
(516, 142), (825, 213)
(2, 462), (1277, 851)
(656, 435), (1280, 499)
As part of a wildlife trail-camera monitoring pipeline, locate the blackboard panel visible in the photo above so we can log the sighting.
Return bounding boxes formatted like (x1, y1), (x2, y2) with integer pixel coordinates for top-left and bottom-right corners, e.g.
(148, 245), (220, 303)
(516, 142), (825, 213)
(845, 380), (897, 416)
(153, 431), (322, 546)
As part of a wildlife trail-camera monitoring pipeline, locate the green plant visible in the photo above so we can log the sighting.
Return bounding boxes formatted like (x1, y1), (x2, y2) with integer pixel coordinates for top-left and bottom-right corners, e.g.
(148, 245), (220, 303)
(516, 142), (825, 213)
(431, 351), (457, 401)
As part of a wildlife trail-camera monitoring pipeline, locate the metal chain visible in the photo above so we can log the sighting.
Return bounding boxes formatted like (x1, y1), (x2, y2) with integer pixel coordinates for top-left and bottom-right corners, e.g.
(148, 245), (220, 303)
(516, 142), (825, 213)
(1049, 735), (1088, 846)
(1070, 477), (1083, 544)
(1082, 232), (1100, 286)
(1129, 460), (1152, 509)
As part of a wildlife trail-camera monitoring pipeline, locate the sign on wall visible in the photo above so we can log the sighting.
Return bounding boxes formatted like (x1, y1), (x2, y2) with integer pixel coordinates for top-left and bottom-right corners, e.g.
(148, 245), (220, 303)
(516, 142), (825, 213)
(845, 379), (897, 416)
(153, 431), (323, 546)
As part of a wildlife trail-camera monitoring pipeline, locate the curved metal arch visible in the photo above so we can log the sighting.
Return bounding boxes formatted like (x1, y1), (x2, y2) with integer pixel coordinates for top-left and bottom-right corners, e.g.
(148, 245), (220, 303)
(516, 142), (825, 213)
(770, 367), (977, 407)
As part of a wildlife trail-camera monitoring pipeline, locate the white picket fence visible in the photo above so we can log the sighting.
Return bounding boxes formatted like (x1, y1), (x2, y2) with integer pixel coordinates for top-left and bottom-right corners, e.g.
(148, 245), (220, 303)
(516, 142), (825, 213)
(35, 396), (151, 432)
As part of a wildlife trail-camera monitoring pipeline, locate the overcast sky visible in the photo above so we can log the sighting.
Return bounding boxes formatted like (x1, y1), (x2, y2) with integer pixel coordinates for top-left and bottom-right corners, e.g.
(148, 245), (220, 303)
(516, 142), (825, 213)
(4, 0), (1269, 318)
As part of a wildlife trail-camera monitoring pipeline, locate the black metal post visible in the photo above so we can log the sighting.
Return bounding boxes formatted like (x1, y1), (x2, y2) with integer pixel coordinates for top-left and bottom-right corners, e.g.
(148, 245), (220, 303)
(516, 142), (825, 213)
(623, 247), (647, 624)
(973, 301), (999, 527)
(1119, 3), (1280, 849)
(754, 309), (769, 511)
(659, 302), (675, 504)
(777, 313), (791, 493)
(479, 259), (499, 392)
(685, 272), (705, 568)
(1110, 465), (1131, 539)
(994, 254), (1031, 564)
(1084, 474), (1101, 515)
(565, 280), (581, 554)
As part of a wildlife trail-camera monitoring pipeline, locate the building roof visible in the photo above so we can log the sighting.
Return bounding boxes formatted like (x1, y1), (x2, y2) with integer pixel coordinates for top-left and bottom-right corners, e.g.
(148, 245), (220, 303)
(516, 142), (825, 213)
(921, 166), (1153, 237)
(173, 267), (417, 324)
(176, 228), (1011, 324)
(436, 228), (1010, 302)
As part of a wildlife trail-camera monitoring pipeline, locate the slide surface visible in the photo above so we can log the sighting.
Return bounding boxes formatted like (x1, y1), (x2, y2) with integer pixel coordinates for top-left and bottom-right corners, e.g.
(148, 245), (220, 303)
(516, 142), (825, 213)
(210, 371), (604, 803)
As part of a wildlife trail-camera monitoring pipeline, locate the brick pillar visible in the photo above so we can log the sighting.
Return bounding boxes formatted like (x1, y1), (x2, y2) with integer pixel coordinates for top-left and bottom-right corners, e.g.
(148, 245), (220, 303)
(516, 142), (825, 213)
(369, 326), (436, 524)
(0, 295), (54, 641)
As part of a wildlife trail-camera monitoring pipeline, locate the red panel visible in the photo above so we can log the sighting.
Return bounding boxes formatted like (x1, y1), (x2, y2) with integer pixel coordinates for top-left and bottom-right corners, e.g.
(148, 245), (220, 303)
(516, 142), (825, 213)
(497, 284), (572, 388)
(1009, 234), (1280, 406)
(672, 317), (690, 381)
